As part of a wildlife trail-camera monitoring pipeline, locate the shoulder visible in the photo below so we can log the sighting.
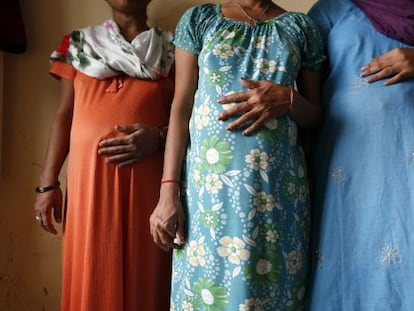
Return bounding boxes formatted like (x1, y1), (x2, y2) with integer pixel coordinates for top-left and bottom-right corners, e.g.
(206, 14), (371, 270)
(282, 12), (319, 28)
(175, 3), (220, 39)
(179, 3), (219, 23)
(278, 12), (322, 38)
(184, 3), (218, 15)
(309, 0), (354, 25)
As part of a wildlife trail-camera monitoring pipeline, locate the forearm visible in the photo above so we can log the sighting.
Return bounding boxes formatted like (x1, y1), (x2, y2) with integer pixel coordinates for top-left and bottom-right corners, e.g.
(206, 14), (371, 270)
(161, 103), (191, 183)
(292, 68), (322, 130)
(289, 89), (322, 129)
(39, 110), (72, 185)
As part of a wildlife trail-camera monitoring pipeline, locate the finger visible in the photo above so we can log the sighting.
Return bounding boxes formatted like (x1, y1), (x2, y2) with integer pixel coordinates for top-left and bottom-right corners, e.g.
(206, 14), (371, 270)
(360, 64), (380, 77)
(115, 124), (141, 134)
(175, 216), (186, 245)
(149, 218), (166, 249)
(384, 72), (405, 86)
(106, 153), (136, 164)
(35, 214), (42, 225)
(98, 137), (128, 148)
(118, 158), (140, 167)
(361, 57), (387, 75)
(239, 77), (261, 89)
(366, 66), (394, 83)
(226, 109), (258, 131)
(40, 212), (56, 234)
(39, 212), (48, 231)
(54, 194), (63, 223)
(152, 231), (170, 252)
(217, 106), (235, 121)
(218, 91), (251, 105)
(45, 210), (58, 234)
(217, 78), (259, 104)
(98, 144), (135, 156)
(159, 219), (177, 245)
(157, 228), (174, 251)
(218, 101), (252, 121)
(243, 113), (268, 136)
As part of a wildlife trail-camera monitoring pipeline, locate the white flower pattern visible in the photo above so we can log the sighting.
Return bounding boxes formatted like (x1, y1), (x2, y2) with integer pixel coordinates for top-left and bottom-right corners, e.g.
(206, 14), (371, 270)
(170, 4), (324, 310)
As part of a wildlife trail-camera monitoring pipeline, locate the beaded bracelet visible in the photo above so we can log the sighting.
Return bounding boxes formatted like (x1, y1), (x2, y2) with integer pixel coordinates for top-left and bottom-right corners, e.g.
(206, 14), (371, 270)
(35, 181), (60, 193)
(161, 179), (180, 184)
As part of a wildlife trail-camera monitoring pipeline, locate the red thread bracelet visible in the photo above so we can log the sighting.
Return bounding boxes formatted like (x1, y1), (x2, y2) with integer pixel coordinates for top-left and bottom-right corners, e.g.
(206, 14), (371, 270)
(161, 179), (180, 184)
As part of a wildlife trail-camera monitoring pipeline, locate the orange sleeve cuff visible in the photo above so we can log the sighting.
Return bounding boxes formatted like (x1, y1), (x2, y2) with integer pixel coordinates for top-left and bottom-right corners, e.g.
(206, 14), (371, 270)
(49, 61), (77, 80)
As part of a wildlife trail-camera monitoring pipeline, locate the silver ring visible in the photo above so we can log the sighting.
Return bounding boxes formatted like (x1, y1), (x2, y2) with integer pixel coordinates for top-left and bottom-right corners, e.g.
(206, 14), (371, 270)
(35, 215), (41, 222)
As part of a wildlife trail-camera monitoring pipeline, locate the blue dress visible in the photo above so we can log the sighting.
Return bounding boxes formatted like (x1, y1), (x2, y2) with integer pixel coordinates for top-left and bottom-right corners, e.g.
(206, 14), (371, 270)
(309, 0), (414, 310)
(172, 4), (324, 311)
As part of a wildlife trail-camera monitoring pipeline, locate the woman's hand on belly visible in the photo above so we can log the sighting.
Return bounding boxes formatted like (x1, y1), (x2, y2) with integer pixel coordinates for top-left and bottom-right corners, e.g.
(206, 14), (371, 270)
(97, 123), (160, 167)
(360, 47), (414, 85)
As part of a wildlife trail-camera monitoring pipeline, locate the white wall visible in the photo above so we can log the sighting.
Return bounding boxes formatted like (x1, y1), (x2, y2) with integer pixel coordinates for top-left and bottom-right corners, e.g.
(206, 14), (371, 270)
(0, 0), (317, 309)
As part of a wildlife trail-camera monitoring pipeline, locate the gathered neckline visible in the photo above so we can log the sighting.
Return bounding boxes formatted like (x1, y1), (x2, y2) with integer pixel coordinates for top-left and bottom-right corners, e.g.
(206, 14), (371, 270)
(215, 3), (291, 27)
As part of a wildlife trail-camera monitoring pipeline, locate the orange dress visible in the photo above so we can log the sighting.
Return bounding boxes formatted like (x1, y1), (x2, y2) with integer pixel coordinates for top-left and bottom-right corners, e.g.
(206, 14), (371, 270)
(50, 61), (173, 311)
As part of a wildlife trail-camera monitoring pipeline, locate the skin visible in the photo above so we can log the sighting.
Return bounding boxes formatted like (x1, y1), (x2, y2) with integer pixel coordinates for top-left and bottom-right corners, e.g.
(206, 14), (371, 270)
(218, 48), (414, 134)
(360, 47), (414, 85)
(34, 0), (160, 234)
(149, 0), (322, 251)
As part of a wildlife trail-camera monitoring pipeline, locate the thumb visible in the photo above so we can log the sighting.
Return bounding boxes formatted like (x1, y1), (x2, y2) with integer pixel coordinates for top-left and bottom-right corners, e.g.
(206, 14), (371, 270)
(240, 77), (260, 89)
(175, 216), (186, 245)
(54, 190), (63, 223)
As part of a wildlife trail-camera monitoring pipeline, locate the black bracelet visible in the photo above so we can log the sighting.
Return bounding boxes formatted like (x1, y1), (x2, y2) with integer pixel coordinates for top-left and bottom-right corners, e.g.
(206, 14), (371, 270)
(35, 181), (60, 193)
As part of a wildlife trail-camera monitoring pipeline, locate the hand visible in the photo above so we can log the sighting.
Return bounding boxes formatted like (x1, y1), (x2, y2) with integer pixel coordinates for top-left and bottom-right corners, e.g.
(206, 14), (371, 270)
(98, 123), (160, 167)
(34, 187), (63, 235)
(150, 185), (186, 252)
(217, 78), (290, 135)
(360, 47), (414, 85)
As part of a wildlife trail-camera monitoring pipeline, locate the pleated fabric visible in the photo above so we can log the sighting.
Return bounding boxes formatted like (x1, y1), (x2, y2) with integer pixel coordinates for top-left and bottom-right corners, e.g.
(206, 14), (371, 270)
(50, 61), (173, 311)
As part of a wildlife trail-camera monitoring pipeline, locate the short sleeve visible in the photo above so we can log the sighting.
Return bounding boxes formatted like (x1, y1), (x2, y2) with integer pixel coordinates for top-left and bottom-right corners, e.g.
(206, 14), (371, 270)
(295, 14), (326, 70)
(308, 0), (354, 48)
(49, 61), (77, 80)
(173, 4), (217, 55)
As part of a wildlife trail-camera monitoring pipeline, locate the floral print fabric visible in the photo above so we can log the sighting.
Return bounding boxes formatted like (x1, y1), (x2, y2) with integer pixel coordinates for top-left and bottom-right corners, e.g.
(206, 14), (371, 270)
(50, 21), (174, 80)
(171, 4), (324, 311)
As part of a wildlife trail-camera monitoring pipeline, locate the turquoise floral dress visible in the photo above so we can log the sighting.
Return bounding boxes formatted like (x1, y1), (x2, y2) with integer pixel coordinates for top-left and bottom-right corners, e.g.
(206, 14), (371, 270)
(171, 4), (324, 311)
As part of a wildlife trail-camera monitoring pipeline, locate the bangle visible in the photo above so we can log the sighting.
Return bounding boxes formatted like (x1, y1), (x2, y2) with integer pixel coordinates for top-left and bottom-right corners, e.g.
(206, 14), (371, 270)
(161, 179), (180, 184)
(35, 181), (60, 193)
(289, 87), (294, 111)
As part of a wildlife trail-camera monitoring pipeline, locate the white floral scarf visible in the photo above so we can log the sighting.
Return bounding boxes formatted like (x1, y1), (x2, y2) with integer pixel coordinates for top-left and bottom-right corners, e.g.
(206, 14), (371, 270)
(50, 20), (174, 80)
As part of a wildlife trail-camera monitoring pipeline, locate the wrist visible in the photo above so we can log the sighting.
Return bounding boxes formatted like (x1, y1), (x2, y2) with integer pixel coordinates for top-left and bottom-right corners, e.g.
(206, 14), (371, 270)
(161, 179), (180, 185)
(35, 181), (60, 193)
(160, 182), (181, 197)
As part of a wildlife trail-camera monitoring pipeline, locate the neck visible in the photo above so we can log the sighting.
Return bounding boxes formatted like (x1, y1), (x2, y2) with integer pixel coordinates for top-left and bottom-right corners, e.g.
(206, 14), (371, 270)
(112, 11), (148, 42)
(236, 0), (273, 9)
